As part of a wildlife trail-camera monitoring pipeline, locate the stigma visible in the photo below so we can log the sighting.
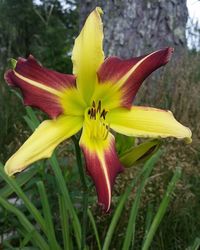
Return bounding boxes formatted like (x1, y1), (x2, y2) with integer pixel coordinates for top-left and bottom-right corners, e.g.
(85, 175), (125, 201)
(85, 100), (109, 140)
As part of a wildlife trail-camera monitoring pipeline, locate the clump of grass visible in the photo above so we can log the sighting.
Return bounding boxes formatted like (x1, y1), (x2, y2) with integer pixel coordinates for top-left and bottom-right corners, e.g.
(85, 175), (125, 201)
(131, 50), (200, 249)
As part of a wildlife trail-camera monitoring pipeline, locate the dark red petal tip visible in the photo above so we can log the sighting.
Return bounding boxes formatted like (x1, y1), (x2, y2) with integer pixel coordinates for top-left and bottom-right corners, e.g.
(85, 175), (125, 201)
(80, 134), (124, 212)
(159, 47), (174, 65)
(4, 69), (14, 86)
(4, 55), (76, 118)
(98, 47), (174, 109)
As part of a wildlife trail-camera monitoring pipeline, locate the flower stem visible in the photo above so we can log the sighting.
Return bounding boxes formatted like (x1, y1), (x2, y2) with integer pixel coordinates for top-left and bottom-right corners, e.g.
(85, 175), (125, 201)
(72, 136), (88, 250)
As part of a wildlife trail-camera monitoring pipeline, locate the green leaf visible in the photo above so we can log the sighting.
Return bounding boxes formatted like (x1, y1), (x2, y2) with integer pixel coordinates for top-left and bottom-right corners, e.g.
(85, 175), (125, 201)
(122, 148), (157, 250)
(142, 168), (182, 250)
(0, 164), (38, 198)
(25, 107), (40, 129)
(0, 196), (49, 250)
(37, 181), (61, 250)
(87, 209), (101, 250)
(58, 194), (72, 250)
(0, 164), (47, 235)
(187, 237), (200, 250)
(142, 203), (154, 246)
(23, 115), (36, 132)
(50, 154), (81, 249)
(120, 139), (161, 168)
(19, 228), (35, 248)
(102, 150), (162, 250)
(115, 133), (135, 155)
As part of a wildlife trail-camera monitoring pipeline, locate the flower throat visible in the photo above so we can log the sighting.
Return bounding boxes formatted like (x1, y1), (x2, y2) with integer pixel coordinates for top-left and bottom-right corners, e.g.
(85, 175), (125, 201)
(85, 100), (109, 140)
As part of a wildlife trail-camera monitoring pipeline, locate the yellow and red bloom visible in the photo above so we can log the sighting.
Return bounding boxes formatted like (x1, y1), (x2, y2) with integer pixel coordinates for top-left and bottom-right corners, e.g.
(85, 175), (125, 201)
(4, 7), (192, 211)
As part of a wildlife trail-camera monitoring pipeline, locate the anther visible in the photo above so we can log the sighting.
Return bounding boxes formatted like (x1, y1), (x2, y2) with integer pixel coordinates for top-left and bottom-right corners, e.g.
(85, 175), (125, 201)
(92, 100), (95, 108)
(97, 100), (101, 113)
(100, 109), (105, 118)
(93, 109), (96, 119)
(90, 108), (93, 119)
(100, 109), (108, 119)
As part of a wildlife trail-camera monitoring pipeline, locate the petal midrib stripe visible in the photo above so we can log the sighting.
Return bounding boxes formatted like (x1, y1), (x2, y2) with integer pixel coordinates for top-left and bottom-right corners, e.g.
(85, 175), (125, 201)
(14, 70), (62, 97)
(116, 50), (159, 88)
(97, 150), (111, 212)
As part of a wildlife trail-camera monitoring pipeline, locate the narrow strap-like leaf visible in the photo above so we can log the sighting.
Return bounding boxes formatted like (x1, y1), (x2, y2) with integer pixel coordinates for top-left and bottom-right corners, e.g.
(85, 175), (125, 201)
(37, 181), (61, 250)
(103, 150), (162, 250)
(122, 150), (157, 250)
(0, 163), (38, 198)
(0, 196), (49, 250)
(50, 154), (81, 249)
(142, 167), (182, 250)
(0, 165), (47, 235)
(188, 237), (200, 250)
(87, 209), (102, 250)
(58, 194), (72, 250)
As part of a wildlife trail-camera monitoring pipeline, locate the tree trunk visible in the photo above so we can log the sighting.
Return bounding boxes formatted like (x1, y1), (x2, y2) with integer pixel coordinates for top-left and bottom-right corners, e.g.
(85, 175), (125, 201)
(78, 0), (188, 58)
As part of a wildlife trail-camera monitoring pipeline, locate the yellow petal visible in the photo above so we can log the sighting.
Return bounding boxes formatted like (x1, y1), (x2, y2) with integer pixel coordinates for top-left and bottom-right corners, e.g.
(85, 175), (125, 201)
(60, 87), (87, 116)
(91, 82), (122, 110)
(5, 115), (83, 176)
(71, 7), (104, 104)
(106, 106), (192, 142)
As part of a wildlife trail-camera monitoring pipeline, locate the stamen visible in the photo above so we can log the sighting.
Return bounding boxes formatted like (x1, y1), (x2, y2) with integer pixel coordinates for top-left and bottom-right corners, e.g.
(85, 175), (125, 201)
(93, 109), (96, 119)
(97, 100), (101, 113)
(100, 109), (108, 120)
(90, 108), (93, 119)
(92, 100), (96, 108)
(86, 101), (109, 140)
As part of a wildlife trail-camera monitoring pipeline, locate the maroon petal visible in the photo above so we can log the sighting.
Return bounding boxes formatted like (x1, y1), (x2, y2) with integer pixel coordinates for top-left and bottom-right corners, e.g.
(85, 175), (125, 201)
(4, 55), (76, 118)
(80, 131), (123, 212)
(98, 47), (174, 108)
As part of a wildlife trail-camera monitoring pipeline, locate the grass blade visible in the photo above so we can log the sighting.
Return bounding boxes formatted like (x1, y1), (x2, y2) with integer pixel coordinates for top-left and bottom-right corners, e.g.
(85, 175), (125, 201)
(0, 165), (47, 235)
(0, 164), (38, 198)
(142, 203), (154, 246)
(50, 154), (81, 249)
(37, 181), (61, 250)
(87, 209), (101, 250)
(103, 150), (162, 250)
(142, 167), (182, 250)
(25, 107), (40, 128)
(188, 237), (200, 250)
(19, 228), (36, 248)
(122, 151), (157, 250)
(0, 196), (49, 250)
(58, 194), (71, 250)
(23, 115), (37, 132)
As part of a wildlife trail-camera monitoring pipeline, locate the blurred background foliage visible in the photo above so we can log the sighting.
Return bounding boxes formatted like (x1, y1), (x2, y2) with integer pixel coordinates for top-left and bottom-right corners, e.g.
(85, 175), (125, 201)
(0, 0), (200, 249)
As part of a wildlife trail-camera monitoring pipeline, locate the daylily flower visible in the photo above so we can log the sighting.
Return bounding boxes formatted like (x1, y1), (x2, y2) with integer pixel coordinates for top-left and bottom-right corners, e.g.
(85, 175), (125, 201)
(4, 7), (192, 211)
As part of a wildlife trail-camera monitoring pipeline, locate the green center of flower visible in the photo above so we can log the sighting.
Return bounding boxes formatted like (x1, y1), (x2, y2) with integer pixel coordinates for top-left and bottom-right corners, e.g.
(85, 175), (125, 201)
(85, 100), (109, 140)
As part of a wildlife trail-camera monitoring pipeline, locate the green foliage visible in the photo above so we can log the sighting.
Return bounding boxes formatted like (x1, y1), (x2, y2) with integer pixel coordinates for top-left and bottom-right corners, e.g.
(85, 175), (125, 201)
(0, 0), (78, 72)
(0, 0), (78, 162)
(0, 107), (181, 249)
